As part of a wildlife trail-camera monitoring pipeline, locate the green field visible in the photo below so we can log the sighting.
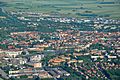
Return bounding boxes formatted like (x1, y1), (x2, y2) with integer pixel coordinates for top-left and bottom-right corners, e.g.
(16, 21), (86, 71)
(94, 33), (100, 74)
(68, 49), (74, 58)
(0, 0), (120, 19)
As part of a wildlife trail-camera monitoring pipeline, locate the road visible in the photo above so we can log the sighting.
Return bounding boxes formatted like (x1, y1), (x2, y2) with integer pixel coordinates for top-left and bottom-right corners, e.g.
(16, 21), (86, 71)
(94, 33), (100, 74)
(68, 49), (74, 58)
(0, 68), (9, 80)
(97, 64), (112, 80)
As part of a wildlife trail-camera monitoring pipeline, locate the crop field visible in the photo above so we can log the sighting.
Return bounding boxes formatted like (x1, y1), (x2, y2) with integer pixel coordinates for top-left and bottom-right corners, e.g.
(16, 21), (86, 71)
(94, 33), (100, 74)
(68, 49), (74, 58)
(0, 0), (120, 19)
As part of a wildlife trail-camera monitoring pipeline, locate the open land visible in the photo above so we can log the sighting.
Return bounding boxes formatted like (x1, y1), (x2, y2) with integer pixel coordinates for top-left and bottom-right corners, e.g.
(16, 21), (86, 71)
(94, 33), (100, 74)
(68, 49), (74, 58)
(0, 0), (120, 19)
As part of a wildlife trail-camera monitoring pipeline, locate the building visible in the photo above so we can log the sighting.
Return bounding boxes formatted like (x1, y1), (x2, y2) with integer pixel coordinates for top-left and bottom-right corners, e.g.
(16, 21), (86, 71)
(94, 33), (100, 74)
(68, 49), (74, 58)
(33, 63), (42, 68)
(0, 50), (22, 57)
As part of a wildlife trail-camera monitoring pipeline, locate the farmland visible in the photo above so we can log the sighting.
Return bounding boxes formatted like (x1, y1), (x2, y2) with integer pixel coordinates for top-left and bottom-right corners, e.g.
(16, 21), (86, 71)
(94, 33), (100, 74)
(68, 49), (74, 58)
(0, 0), (120, 19)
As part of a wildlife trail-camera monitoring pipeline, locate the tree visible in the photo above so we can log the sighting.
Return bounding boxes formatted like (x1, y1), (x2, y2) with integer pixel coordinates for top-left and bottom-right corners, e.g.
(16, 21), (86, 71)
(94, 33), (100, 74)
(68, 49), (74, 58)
(35, 76), (40, 80)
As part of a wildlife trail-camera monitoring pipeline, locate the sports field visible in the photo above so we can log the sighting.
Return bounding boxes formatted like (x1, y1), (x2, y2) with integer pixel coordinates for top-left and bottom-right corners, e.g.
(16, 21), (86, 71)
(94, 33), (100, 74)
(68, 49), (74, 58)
(0, 0), (120, 19)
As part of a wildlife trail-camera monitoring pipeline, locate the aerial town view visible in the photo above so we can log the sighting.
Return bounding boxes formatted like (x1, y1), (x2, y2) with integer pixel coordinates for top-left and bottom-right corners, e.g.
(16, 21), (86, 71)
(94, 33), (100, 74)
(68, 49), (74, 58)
(0, 0), (120, 80)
